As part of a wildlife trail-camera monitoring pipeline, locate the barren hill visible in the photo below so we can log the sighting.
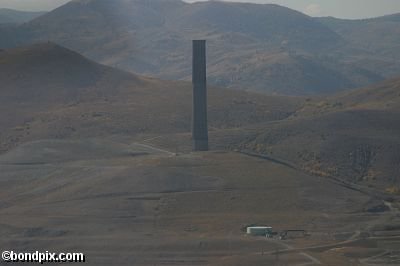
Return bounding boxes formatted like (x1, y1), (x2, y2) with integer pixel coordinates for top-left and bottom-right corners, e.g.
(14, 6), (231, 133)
(231, 77), (400, 191)
(0, 8), (45, 24)
(0, 42), (303, 153)
(0, 0), (388, 95)
(318, 14), (400, 61)
(206, 51), (382, 95)
(1, 42), (399, 193)
(168, 1), (341, 51)
(317, 14), (400, 79)
(0, 42), (138, 104)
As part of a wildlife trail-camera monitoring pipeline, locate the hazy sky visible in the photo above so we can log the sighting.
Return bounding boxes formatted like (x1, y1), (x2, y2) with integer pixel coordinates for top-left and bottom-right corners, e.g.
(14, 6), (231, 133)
(1, 0), (400, 19)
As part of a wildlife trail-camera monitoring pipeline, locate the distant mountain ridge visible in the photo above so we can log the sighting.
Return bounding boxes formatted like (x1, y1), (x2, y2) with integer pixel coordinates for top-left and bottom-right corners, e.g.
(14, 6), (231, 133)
(0, 0), (399, 95)
(316, 14), (400, 77)
(0, 8), (45, 24)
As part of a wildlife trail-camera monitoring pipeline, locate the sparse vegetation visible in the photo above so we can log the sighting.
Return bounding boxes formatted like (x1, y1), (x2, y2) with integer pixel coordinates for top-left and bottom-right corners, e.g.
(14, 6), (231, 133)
(386, 186), (400, 195)
(0, 0), (396, 95)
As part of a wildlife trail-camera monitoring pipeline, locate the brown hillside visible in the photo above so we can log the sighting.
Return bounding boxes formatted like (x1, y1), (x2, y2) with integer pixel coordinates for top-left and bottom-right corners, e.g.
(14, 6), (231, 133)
(0, 0), (386, 95)
(0, 42), (139, 103)
(0, 42), (304, 153)
(1, 42), (399, 192)
(232, 78), (400, 191)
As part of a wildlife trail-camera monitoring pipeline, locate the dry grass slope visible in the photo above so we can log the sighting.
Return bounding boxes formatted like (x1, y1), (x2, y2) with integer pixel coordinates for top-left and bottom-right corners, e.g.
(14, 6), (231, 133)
(0, 42), (304, 153)
(0, 0), (393, 95)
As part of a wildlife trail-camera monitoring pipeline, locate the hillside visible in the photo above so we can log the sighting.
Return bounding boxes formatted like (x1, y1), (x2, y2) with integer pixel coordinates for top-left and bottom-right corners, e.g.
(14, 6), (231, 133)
(318, 14), (400, 58)
(1, 42), (399, 193)
(207, 50), (381, 95)
(0, 42), (304, 153)
(143, 77), (400, 192)
(0, 42), (138, 104)
(0, 8), (45, 24)
(228, 78), (400, 191)
(317, 14), (400, 78)
(169, 1), (341, 51)
(0, 0), (388, 95)
(330, 76), (400, 110)
(25, 0), (341, 51)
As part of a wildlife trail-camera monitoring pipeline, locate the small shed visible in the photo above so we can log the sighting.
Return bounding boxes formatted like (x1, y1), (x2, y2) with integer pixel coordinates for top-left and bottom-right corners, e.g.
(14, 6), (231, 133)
(246, 226), (273, 236)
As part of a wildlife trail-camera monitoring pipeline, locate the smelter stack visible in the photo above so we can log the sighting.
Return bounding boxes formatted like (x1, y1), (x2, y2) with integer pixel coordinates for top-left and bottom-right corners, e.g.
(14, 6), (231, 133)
(192, 40), (209, 151)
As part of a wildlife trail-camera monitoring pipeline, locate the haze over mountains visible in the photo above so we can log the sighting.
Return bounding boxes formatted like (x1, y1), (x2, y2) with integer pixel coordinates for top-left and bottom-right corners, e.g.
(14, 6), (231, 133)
(0, 8), (45, 24)
(0, 0), (399, 95)
(318, 14), (400, 60)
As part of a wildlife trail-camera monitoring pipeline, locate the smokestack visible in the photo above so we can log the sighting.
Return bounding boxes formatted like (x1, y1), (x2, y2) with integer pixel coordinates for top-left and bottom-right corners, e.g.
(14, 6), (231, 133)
(192, 40), (209, 151)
